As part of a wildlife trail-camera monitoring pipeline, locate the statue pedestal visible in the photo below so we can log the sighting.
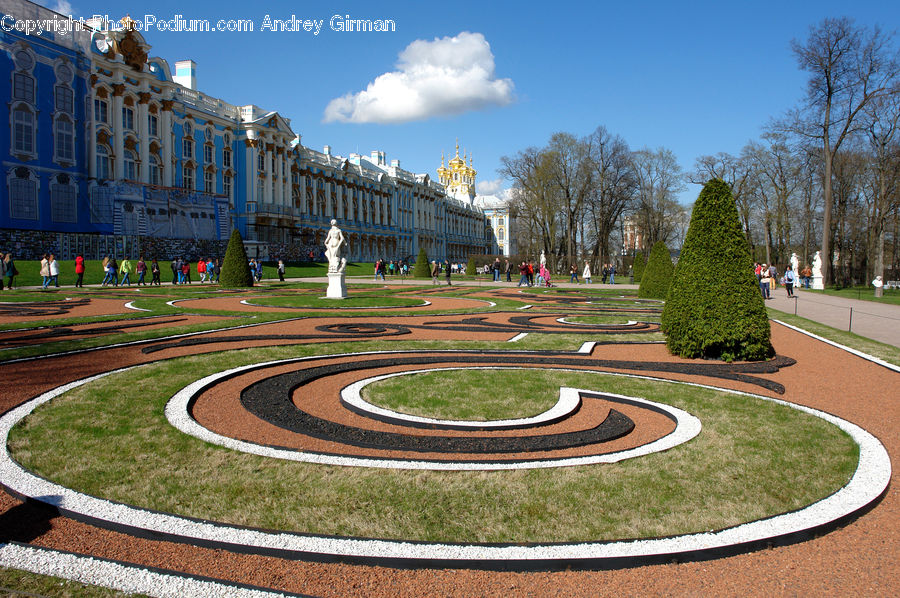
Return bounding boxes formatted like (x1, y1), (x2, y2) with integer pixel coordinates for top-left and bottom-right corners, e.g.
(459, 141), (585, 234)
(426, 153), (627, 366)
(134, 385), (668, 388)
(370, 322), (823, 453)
(326, 272), (347, 299)
(811, 275), (824, 290)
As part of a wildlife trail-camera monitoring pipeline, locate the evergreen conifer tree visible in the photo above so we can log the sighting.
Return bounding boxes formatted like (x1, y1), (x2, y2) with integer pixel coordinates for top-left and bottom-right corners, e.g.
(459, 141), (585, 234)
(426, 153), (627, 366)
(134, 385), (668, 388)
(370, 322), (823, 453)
(638, 242), (674, 299)
(632, 251), (646, 283)
(661, 179), (774, 361)
(467, 256), (478, 278)
(413, 248), (431, 278)
(218, 229), (254, 287)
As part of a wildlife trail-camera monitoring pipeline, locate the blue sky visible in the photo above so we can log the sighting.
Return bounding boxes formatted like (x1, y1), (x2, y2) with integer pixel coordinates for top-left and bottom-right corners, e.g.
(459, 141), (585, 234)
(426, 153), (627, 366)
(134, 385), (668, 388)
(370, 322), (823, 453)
(36, 0), (900, 202)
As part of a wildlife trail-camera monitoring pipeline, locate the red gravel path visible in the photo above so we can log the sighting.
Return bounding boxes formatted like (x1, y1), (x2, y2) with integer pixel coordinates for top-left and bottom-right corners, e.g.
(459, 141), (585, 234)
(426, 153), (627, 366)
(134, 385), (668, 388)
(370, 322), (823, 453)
(0, 316), (897, 597)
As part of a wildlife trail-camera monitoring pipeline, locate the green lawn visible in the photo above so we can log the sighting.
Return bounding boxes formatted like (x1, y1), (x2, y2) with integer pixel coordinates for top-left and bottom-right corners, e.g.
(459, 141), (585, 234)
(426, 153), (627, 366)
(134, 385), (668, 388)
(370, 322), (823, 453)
(9, 345), (857, 544)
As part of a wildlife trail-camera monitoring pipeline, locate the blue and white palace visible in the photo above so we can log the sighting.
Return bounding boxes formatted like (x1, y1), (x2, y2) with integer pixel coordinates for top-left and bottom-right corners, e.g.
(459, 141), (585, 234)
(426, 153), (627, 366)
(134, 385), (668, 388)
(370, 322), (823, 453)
(1, 0), (514, 262)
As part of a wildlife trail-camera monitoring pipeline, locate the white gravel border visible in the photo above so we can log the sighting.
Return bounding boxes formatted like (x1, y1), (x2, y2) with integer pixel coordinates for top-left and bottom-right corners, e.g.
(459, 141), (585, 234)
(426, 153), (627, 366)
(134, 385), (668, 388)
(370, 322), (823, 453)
(0, 542), (292, 598)
(239, 299), (432, 309)
(341, 367), (582, 429)
(124, 301), (151, 312)
(508, 332), (528, 342)
(772, 319), (900, 374)
(0, 356), (888, 565)
(556, 317), (638, 326)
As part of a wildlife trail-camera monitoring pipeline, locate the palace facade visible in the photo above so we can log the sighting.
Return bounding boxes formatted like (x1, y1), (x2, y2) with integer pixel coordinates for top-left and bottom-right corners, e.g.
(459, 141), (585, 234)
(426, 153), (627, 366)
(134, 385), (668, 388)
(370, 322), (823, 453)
(1, 1), (510, 262)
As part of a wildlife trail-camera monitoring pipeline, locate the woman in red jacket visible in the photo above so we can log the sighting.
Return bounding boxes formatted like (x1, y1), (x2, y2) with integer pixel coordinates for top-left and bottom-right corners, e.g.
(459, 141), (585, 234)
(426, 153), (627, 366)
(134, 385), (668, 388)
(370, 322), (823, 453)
(74, 255), (85, 288)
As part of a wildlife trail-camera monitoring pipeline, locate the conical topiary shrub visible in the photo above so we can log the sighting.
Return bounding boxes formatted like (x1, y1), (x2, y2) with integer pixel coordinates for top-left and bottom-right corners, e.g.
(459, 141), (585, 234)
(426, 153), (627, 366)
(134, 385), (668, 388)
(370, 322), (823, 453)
(467, 256), (478, 278)
(633, 250), (646, 283)
(638, 242), (673, 299)
(219, 229), (254, 287)
(413, 247), (431, 278)
(661, 179), (773, 361)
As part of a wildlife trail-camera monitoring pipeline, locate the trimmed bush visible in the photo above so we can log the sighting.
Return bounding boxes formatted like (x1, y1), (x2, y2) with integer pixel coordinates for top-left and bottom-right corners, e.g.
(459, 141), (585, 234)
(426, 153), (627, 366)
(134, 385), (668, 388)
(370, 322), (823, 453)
(413, 248), (431, 278)
(633, 251), (646, 283)
(218, 229), (254, 288)
(467, 256), (478, 277)
(661, 179), (773, 361)
(638, 242), (674, 299)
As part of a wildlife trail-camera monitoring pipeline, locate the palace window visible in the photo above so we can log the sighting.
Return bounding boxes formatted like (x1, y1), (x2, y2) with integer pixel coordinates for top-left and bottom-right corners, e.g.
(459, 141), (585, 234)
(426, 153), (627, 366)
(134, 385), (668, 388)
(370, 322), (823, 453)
(124, 149), (138, 181)
(256, 177), (264, 201)
(183, 121), (192, 136)
(223, 147), (232, 168)
(182, 164), (194, 190)
(258, 151), (265, 172)
(149, 154), (161, 186)
(182, 138), (193, 160)
(148, 114), (158, 137)
(54, 115), (75, 163)
(204, 144), (213, 164)
(122, 106), (135, 130)
(55, 85), (74, 114)
(13, 106), (35, 155)
(223, 174), (232, 198)
(94, 98), (108, 123)
(96, 144), (111, 180)
(12, 72), (34, 103)
(9, 169), (38, 220)
(205, 170), (215, 193)
(50, 176), (77, 223)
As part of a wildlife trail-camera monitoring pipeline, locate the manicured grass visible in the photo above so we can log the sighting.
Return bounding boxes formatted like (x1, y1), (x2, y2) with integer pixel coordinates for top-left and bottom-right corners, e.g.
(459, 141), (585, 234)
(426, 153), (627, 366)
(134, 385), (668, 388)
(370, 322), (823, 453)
(9, 344), (857, 544)
(808, 285), (900, 306)
(0, 567), (146, 597)
(247, 295), (429, 309)
(363, 368), (561, 420)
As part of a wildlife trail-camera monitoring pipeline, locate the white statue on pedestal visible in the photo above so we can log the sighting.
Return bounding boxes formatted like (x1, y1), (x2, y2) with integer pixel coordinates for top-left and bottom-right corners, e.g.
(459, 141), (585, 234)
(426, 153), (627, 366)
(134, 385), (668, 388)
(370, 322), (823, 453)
(790, 252), (799, 277)
(324, 219), (346, 274)
(811, 251), (824, 290)
(324, 219), (347, 298)
(540, 251), (546, 268)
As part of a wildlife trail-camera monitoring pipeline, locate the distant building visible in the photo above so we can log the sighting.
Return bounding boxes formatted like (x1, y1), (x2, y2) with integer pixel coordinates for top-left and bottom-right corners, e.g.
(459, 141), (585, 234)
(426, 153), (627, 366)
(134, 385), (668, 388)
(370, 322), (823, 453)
(1, 1), (509, 263)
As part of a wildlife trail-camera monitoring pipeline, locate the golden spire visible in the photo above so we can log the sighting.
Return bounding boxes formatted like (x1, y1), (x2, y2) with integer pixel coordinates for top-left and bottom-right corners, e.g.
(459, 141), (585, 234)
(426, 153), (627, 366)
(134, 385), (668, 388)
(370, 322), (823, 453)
(455, 139), (459, 157)
(441, 152), (445, 167)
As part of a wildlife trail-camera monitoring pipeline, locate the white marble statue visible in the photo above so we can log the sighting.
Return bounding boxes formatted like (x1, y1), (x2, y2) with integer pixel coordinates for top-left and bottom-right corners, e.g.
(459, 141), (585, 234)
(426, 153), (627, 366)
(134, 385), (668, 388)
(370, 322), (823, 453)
(790, 252), (799, 277)
(324, 219), (346, 274)
(811, 250), (824, 290)
(540, 251), (546, 268)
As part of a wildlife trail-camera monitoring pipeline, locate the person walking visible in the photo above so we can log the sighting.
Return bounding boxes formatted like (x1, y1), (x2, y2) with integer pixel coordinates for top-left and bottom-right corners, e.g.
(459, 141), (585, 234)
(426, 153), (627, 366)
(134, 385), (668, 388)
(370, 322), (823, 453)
(182, 260), (192, 284)
(75, 254), (85, 287)
(119, 257), (133, 286)
(609, 263), (616, 285)
(150, 259), (161, 285)
(40, 254), (51, 289)
(171, 258), (179, 284)
(517, 262), (529, 287)
(0, 252), (6, 290)
(759, 264), (771, 299)
(569, 264), (579, 284)
(277, 259), (285, 282)
(444, 260), (452, 286)
(4, 254), (16, 289)
(48, 254), (60, 287)
(197, 258), (207, 283)
(136, 257), (147, 285)
(213, 259), (220, 283)
(430, 260), (440, 285)
(583, 260), (592, 284)
(101, 256), (112, 287)
(784, 265), (796, 298)
(504, 259), (511, 282)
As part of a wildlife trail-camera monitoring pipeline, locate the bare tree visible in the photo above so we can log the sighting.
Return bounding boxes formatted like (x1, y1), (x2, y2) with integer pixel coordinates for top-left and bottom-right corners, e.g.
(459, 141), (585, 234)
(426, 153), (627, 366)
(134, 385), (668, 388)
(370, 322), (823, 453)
(787, 17), (900, 284)
(500, 147), (560, 261)
(584, 126), (637, 267)
(632, 147), (686, 250)
(544, 133), (594, 269)
(862, 87), (900, 281)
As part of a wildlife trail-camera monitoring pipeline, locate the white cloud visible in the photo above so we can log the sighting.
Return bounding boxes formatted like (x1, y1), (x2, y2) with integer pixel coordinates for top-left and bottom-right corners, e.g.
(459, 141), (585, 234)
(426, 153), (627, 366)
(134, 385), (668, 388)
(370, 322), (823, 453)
(477, 178), (505, 195)
(324, 31), (514, 124)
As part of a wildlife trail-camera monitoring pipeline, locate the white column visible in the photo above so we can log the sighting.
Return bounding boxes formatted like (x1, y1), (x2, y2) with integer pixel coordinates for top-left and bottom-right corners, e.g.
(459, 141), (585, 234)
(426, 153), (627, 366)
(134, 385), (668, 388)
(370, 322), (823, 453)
(264, 145), (273, 203)
(161, 106), (172, 186)
(245, 140), (255, 201)
(88, 91), (97, 178)
(112, 90), (124, 179)
(138, 97), (149, 184)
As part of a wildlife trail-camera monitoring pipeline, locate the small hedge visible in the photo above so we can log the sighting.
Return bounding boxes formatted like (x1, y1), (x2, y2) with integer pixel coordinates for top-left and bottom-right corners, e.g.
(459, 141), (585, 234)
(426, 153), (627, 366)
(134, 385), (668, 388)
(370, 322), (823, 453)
(661, 179), (773, 361)
(413, 248), (431, 278)
(633, 251), (646, 283)
(467, 256), (478, 278)
(638, 242), (673, 299)
(218, 229), (253, 288)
